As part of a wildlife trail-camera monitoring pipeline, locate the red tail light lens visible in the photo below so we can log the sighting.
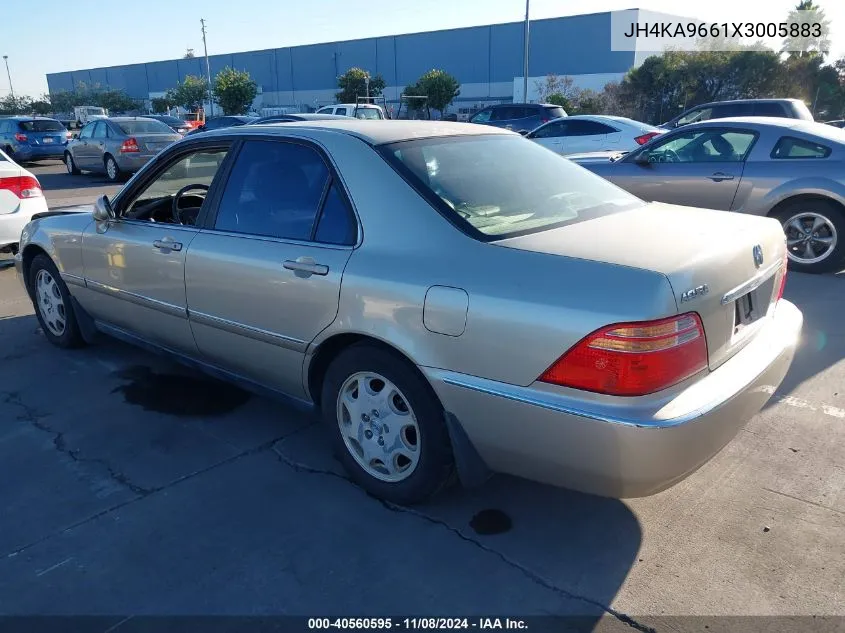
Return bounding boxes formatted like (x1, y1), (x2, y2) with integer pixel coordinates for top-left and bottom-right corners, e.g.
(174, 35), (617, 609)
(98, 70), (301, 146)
(120, 137), (140, 153)
(539, 313), (708, 396)
(776, 252), (788, 302)
(14, 133), (28, 143)
(634, 132), (660, 145)
(0, 175), (43, 199)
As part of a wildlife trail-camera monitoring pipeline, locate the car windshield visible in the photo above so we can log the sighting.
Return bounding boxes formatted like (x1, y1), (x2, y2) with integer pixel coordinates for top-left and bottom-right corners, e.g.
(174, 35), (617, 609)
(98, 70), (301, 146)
(355, 108), (382, 120)
(383, 135), (643, 239)
(115, 120), (175, 135)
(19, 120), (65, 132)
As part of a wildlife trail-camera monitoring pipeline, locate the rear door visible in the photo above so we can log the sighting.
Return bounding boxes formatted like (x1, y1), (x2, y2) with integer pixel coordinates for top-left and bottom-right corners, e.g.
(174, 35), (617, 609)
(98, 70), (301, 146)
(604, 127), (757, 210)
(185, 137), (358, 398)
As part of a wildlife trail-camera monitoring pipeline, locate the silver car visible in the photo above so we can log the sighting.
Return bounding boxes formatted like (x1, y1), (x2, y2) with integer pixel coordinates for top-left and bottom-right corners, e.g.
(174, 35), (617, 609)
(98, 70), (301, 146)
(65, 117), (181, 183)
(576, 117), (845, 274)
(15, 120), (802, 504)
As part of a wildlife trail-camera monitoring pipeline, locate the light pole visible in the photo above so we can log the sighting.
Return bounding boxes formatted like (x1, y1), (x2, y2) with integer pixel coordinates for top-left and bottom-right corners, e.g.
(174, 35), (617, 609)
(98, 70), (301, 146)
(2, 55), (14, 101)
(200, 19), (214, 116)
(522, 0), (530, 103)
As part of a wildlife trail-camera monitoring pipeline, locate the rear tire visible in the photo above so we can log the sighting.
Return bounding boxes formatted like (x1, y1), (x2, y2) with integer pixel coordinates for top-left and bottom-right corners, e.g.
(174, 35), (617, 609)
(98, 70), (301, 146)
(65, 152), (80, 175)
(28, 254), (85, 349)
(104, 154), (122, 182)
(774, 199), (845, 274)
(321, 343), (455, 505)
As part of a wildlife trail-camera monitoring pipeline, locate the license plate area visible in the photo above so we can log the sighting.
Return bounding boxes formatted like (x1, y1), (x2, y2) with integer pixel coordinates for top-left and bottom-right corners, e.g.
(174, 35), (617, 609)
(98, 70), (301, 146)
(733, 289), (763, 335)
(42, 137), (54, 143)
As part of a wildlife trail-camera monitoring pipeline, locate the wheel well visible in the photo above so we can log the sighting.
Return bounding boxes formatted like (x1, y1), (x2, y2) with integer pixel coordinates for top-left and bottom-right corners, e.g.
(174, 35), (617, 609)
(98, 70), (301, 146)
(307, 333), (430, 408)
(21, 244), (49, 297)
(768, 194), (845, 219)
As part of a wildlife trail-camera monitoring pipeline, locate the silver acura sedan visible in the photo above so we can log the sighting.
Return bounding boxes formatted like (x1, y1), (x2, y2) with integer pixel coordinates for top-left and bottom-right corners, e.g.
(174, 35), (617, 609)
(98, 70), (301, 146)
(574, 117), (845, 274)
(15, 120), (802, 504)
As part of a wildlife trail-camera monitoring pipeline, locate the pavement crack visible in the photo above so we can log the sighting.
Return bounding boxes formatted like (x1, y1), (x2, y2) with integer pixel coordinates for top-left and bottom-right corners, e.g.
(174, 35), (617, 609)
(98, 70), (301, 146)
(2, 390), (151, 496)
(271, 438), (655, 632)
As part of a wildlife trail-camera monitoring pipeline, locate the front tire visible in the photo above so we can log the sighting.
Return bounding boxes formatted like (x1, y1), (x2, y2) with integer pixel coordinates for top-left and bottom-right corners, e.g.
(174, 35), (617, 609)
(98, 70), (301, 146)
(104, 154), (122, 182)
(321, 344), (455, 505)
(65, 152), (80, 175)
(775, 200), (845, 274)
(29, 254), (85, 349)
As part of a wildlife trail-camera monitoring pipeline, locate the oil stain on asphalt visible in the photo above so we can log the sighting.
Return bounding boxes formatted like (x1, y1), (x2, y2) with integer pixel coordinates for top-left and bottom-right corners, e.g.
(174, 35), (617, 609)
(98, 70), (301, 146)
(112, 366), (251, 416)
(469, 509), (513, 535)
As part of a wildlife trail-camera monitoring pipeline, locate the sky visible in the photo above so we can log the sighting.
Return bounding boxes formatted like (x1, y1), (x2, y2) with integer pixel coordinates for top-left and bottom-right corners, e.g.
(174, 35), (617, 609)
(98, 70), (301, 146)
(3, 0), (844, 98)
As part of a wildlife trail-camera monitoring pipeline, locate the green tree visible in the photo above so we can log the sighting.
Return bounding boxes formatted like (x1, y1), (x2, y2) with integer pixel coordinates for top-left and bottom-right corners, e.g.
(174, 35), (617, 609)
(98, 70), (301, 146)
(94, 89), (138, 113)
(782, 0), (831, 58)
(410, 69), (460, 114)
(30, 97), (53, 115)
(572, 89), (604, 115)
(151, 96), (176, 114)
(545, 92), (573, 111)
(336, 67), (386, 103)
(212, 67), (258, 115)
(167, 75), (209, 112)
(0, 95), (31, 115)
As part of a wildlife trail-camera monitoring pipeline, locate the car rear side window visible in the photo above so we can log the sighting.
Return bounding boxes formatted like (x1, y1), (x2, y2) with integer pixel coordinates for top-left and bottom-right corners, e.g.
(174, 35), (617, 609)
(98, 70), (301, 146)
(314, 182), (356, 245)
(754, 103), (787, 116)
(564, 120), (618, 136)
(214, 140), (330, 241)
(335, 108), (347, 116)
(544, 106), (567, 119)
(771, 136), (831, 159)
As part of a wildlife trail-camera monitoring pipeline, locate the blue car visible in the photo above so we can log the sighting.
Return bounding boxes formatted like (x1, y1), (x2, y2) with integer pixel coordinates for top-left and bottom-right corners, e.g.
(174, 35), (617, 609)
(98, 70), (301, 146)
(0, 116), (70, 163)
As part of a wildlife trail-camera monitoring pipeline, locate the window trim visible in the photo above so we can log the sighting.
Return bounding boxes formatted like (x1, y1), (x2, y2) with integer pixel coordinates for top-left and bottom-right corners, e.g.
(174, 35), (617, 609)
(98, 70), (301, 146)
(201, 135), (360, 248)
(769, 135), (832, 160)
(623, 127), (760, 164)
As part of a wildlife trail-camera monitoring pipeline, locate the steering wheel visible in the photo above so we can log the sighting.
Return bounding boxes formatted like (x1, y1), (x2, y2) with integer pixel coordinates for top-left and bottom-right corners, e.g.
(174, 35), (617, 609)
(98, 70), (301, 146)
(172, 184), (209, 224)
(652, 149), (680, 164)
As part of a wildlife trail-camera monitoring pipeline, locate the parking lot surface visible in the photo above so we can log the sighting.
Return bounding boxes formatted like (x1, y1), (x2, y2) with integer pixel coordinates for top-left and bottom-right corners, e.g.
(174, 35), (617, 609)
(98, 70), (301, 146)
(0, 168), (843, 626)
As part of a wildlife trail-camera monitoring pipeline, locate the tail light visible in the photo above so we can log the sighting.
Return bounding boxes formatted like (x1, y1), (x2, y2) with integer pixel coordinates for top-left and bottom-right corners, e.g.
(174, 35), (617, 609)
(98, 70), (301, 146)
(775, 251), (788, 302)
(539, 313), (708, 396)
(0, 175), (43, 199)
(634, 131), (660, 145)
(14, 133), (28, 143)
(65, 131), (72, 140)
(120, 137), (140, 153)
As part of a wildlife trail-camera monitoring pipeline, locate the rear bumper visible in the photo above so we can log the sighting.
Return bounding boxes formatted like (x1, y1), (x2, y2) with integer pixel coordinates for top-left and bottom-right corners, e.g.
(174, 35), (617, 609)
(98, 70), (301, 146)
(423, 300), (803, 498)
(114, 153), (156, 172)
(0, 198), (49, 248)
(12, 144), (67, 160)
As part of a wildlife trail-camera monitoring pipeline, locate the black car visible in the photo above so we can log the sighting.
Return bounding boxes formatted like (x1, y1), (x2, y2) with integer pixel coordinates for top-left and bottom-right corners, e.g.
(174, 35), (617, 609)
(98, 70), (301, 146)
(468, 103), (567, 133)
(143, 114), (192, 135)
(660, 99), (814, 129)
(248, 113), (346, 125)
(187, 115), (257, 135)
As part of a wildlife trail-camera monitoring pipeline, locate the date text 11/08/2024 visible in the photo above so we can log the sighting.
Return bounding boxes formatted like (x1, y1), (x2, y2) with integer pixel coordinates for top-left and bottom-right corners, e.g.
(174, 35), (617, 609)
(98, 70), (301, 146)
(308, 618), (528, 630)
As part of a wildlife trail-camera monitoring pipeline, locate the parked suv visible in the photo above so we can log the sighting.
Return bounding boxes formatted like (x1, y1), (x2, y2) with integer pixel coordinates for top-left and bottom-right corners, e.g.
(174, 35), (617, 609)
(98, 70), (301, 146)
(661, 99), (813, 129)
(469, 103), (567, 132)
(0, 117), (69, 163)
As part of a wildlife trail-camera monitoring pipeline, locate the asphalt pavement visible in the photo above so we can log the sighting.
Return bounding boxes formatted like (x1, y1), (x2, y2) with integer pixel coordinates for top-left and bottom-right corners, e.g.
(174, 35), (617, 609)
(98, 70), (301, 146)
(0, 164), (842, 627)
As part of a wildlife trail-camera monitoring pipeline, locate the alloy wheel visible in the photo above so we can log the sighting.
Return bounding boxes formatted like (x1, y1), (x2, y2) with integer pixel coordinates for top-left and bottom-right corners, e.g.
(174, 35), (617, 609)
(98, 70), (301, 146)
(783, 212), (838, 265)
(35, 269), (66, 337)
(336, 371), (421, 482)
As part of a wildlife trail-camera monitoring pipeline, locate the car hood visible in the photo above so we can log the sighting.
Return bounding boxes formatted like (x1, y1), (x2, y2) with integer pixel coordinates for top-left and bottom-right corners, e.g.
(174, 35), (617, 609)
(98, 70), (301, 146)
(31, 205), (93, 222)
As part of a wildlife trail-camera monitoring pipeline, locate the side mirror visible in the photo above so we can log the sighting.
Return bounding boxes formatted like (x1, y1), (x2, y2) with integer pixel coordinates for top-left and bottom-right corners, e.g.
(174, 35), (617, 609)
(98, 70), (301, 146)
(92, 195), (115, 222)
(518, 129), (530, 136)
(633, 153), (651, 166)
(72, 133), (79, 139)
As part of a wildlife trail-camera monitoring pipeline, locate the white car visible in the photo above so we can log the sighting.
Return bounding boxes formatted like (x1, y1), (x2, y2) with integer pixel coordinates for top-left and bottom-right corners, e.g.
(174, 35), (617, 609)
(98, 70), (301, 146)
(316, 103), (385, 120)
(0, 147), (48, 255)
(525, 115), (664, 155)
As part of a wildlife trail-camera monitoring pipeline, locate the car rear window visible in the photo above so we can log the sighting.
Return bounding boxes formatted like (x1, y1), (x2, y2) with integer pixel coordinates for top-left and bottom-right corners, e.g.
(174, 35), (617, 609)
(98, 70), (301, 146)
(115, 120), (175, 135)
(544, 106), (566, 119)
(18, 119), (65, 132)
(355, 108), (383, 120)
(382, 135), (643, 240)
(156, 116), (186, 126)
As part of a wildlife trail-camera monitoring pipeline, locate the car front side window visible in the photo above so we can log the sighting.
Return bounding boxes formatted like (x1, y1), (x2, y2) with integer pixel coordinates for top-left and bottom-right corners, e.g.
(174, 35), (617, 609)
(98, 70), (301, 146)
(638, 129), (755, 163)
(78, 123), (95, 140)
(470, 109), (492, 123)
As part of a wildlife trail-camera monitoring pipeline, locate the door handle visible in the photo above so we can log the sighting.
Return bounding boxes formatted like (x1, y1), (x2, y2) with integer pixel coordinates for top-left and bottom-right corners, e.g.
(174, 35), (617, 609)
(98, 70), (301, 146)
(708, 172), (735, 182)
(153, 239), (182, 252)
(284, 257), (329, 276)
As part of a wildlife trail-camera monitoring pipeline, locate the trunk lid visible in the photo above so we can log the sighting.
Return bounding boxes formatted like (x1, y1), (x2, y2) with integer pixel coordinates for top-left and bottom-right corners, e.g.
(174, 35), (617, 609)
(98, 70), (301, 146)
(133, 133), (181, 153)
(496, 202), (786, 369)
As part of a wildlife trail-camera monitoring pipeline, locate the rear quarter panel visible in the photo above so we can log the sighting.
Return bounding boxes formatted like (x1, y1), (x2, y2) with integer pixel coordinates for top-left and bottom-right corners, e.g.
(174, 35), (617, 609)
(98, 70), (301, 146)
(307, 131), (678, 389)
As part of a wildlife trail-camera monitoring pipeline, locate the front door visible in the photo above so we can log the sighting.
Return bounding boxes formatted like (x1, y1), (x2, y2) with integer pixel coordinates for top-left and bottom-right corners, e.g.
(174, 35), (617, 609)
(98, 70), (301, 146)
(78, 144), (232, 354)
(528, 119), (568, 154)
(72, 122), (98, 169)
(89, 121), (109, 172)
(186, 138), (358, 398)
(604, 128), (757, 210)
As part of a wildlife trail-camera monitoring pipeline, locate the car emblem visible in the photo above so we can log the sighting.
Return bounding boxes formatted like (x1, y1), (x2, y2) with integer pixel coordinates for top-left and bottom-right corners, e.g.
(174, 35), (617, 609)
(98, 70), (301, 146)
(680, 284), (709, 303)
(753, 245), (764, 268)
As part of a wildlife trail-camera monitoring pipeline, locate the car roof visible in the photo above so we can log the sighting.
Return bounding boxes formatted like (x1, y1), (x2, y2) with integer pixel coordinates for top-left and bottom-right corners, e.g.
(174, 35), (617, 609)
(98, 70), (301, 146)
(209, 119), (515, 145)
(108, 116), (157, 121)
(7, 116), (59, 121)
(678, 117), (845, 142)
(694, 98), (803, 107)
